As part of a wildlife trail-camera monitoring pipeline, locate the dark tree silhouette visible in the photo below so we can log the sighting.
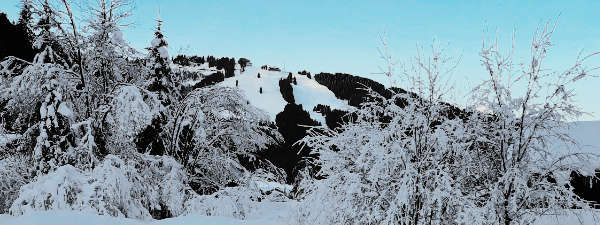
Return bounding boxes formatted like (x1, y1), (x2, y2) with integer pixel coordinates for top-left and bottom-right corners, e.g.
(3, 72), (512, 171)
(238, 58), (250, 72)
(0, 12), (35, 61)
(279, 78), (295, 104)
(268, 104), (321, 183)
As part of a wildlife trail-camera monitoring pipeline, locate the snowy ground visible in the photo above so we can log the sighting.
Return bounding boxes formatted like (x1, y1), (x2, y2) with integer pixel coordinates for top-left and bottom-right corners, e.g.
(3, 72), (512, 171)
(0, 211), (279, 225)
(0, 200), (300, 225)
(219, 66), (352, 123)
(1, 209), (599, 225)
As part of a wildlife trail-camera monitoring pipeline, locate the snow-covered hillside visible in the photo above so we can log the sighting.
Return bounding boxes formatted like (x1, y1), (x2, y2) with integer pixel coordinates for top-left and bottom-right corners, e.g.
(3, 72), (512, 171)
(219, 66), (353, 123)
(549, 121), (600, 171)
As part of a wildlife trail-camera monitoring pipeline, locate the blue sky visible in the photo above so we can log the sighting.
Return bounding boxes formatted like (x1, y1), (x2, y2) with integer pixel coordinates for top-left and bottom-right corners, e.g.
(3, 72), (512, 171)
(1, 0), (599, 120)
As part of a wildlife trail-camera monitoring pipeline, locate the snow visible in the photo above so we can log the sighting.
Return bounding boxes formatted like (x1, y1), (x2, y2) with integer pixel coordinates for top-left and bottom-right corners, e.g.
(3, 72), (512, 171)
(533, 211), (600, 225)
(112, 29), (126, 45)
(0, 208), (598, 225)
(549, 120), (600, 171)
(158, 46), (169, 59)
(107, 85), (160, 140)
(57, 102), (73, 118)
(219, 66), (352, 122)
(219, 67), (286, 121)
(292, 75), (353, 124)
(0, 210), (289, 225)
(0, 133), (20, 149)
(151, 38), (161, 48)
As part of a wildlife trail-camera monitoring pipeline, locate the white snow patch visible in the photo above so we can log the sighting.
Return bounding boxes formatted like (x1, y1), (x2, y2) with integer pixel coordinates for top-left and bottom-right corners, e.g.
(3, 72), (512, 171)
(292, 75), (353, 125)
(158, 46), (169, 59)
(112, 29), (126, 45)
(0, 211), (281, 225)
(57, 102), (73, 118)
(219, 66), (352, 122)
(151, 38), (161, 48)
(219, 67), (287, 121)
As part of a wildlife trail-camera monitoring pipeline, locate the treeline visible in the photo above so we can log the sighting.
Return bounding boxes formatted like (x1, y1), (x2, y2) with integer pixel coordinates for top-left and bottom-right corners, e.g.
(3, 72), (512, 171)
(313, 104), (353, 130)
(173, 54), (236, 77)
(314, 72), (396, 107)
(271, 103), (320, 183)
(278, 74), (295, 104)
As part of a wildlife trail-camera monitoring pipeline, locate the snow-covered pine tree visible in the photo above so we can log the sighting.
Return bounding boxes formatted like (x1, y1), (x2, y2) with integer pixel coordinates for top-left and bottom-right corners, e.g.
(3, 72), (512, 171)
(15, 0), (35, 62)
(32, 0), (69, 66)
(134, 10), (177, 156)
(147, 10), (175, 106)
(16, 0), (97, 175)
(33, 74), (75, 174)
(85, 0), (136, 109)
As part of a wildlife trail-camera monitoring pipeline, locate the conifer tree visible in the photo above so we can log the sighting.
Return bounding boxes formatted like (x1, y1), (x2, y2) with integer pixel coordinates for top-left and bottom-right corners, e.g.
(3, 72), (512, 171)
(34, 75), (74, 174)
(15, 0), (35, 61)
(32, 0), (67, 65)
(147, 10), (175, 106)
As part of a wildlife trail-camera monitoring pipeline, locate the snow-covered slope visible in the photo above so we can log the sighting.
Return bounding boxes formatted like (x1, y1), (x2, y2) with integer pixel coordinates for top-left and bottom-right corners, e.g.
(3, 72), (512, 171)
(549, 121), (600, 170)
(567, 121), (600, 153)
(219, 66), (353, 123)
(291, 74), (352, 124)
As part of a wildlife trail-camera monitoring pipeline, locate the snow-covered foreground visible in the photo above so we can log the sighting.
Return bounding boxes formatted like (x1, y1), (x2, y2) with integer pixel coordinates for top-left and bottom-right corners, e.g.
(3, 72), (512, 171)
(0, 211), (280, 225)
(0, 200), (300, 225)
(1, 209), (599, 225)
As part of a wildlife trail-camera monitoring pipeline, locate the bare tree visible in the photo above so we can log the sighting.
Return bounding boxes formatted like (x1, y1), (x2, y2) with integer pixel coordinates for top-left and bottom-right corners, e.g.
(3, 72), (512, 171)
(471, 20), (600, 225)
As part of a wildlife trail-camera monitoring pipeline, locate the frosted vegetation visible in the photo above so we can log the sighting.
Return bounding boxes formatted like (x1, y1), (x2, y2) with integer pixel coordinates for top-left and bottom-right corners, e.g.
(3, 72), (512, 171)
(1, 0), (599, 224)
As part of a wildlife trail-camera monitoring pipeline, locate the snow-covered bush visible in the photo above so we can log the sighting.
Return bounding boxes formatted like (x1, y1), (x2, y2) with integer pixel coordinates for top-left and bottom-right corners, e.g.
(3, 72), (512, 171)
(0, 62), (76, 132)
(184, 177), (292, 220)
(298, 41), (478, 225)
(168, 86), (283, 194)
(0, 155), (34, 214)
(9, 154), (191, 220)
(103, 85), (161, 155)
(467, 22), (600, 225)
(184, 186), (258, 220)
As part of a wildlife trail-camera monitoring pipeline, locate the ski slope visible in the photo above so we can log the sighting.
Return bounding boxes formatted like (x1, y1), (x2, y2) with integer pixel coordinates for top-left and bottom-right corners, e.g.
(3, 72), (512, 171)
(219, 66), (352, 123)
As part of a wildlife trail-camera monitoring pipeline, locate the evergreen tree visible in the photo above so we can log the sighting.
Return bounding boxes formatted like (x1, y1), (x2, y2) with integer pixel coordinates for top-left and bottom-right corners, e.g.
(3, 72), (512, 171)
(15, 0), (35, 61)
(136, 10), (176, 156)
(32, 0), (68, 65)
(147, 11), (175, 106)
(238, 58), (250, 72)
(34, 75), (74, 174)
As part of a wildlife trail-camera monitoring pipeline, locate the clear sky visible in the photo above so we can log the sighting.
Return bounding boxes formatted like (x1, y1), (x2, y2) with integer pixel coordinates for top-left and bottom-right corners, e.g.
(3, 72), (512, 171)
(1, 0), (599, 120)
